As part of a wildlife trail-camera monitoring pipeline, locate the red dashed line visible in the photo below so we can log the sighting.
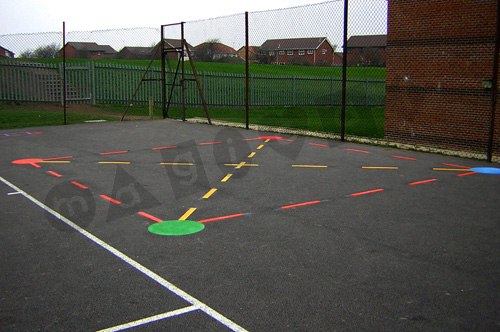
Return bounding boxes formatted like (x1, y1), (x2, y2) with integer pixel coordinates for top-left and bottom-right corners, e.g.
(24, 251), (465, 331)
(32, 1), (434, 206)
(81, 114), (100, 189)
(350, 188), (384, 197)
(137, 211), (164, 222)
(392, 155), (416, 161)
(345, 148), (370, 154)
(409, 178), (437, 186)
(457, 171), (477, 177)
(442, 163), (469, 169)
(99, 194), (121, 205)
(309, 142), (329, 148)
(99, 150), (129, 156)
(71, 181), (88, 190)
(47, 171), (62, 178)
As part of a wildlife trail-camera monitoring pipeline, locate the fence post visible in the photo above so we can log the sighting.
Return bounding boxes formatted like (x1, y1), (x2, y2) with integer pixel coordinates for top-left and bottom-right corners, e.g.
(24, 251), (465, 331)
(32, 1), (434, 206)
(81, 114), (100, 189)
(245, 11), (250, 129)
(293, 76), (296, 106)
(90, 62), (96, 105)
(365, 78), (369, 107)
(62, 21), (67, 124)
(340, 0), (349, 141)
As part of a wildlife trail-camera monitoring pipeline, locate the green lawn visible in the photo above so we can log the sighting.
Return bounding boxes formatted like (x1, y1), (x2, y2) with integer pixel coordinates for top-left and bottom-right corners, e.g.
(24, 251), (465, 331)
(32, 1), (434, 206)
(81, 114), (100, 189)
(0, 103), (119, 129)
(166, 106), (385, 138)
(16, 58), (386, 79)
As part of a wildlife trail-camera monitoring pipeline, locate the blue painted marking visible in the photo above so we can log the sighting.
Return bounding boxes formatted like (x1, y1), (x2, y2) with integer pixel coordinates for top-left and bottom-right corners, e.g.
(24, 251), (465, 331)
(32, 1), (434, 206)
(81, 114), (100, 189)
(470, 167), (500, 175)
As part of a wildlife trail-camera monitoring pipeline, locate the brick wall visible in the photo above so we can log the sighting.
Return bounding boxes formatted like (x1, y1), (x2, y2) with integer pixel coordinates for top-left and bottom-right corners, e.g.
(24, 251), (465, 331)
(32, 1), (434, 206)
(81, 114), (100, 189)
(385, 0), (499, 157)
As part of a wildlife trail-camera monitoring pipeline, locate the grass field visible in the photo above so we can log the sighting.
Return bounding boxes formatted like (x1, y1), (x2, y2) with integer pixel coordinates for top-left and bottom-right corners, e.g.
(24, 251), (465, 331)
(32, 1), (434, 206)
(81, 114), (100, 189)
(1, 59), (385, 138)
(0, 102), (384, 138)
(19, 58), (386, 79)
(0, 103), (121, 129)
(168, 106), (385, 138)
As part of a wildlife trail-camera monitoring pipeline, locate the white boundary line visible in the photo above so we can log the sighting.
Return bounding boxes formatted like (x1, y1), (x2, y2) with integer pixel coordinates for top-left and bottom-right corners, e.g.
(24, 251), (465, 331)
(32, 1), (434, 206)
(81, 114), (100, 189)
(0, 176), (248, 332)
(97, 305), (198, 332)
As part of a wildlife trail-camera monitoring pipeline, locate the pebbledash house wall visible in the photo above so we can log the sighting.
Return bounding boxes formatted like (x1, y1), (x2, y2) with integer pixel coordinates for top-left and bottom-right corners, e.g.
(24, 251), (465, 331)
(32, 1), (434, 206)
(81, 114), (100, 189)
(384, 0), (499, 157)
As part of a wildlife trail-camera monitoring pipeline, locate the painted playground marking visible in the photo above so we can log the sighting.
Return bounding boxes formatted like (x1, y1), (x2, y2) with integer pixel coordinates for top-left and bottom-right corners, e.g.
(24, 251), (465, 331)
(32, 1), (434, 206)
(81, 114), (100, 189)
(0, 131), (43, 138)
(0, 175), (248, 332)
(9, 135), (488, 238)
(97, 305), (199, 332)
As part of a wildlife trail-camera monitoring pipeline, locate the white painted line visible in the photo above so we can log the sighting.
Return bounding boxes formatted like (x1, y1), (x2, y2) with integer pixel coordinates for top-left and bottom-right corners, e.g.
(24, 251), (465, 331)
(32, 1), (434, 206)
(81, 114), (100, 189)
(97, 305), (198, 332)
(0, 176), (248, 332)
(7, 191), (21, 195)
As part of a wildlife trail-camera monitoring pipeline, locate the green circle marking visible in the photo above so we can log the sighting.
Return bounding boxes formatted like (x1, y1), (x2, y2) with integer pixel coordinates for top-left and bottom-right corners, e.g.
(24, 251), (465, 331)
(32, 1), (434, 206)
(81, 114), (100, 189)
(148, 220), (205, 236)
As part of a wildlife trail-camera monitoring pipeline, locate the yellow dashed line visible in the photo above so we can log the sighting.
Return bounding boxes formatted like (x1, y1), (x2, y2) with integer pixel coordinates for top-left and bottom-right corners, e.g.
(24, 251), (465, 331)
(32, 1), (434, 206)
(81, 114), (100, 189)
(362, 166), (399, 170)
(432, 168), (471, 172)
(224, 163), (259, 167)
(292, 165), (329, 168)
(179, 207), (197, 220)
(98, 161), (131, 165)
(235, 161), (246, 169)
(202, 188), (217, 199)
(257, 144), (264, 150)
(160, 162), (194, 166)
(264, 139), (271, 143)
(221, 173), (233, 182)
(39, 161), (71, 164)
(248, 152), (256, 158)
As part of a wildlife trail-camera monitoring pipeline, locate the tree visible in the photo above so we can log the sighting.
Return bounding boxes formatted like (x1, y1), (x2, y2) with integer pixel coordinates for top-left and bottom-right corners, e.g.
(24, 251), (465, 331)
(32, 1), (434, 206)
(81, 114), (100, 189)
(19, 43), (60, 58)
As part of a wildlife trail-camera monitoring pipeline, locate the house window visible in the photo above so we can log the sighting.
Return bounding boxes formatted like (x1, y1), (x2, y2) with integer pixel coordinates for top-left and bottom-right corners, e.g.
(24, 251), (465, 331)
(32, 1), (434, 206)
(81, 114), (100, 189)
(307, 49), (314, 55)
(287, 50), (293, 56)
(279, 50), (285, 55)
(322, 49), (327, 55)
(299, 50), (305, 56)
(269, 51), (275, 56)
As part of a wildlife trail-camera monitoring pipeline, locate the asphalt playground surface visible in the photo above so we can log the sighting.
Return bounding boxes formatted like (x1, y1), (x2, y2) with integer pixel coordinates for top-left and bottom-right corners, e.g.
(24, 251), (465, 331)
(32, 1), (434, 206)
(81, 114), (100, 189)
(0, 119), (499, 331)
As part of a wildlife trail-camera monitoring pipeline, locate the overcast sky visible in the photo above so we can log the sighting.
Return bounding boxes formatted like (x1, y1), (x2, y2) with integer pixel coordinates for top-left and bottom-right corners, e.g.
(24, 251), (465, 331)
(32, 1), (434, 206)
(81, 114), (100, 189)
(0, 0), (333, 34)
(0, 0), (387, 57)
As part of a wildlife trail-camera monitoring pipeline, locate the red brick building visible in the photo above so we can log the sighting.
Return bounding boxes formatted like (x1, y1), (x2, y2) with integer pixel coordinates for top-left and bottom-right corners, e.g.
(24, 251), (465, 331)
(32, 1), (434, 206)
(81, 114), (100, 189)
(60, 42), (117, 59)
(0, 46), (15, 58)
(385, 0), (499, 158)
(259, 37), (335, 66)
(346, 34), (386, 66)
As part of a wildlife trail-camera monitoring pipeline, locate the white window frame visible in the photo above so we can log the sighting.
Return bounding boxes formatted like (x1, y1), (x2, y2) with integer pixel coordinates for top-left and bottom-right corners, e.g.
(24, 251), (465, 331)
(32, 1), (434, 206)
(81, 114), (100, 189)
(307, 49), (314, 55)
(321, 49), (327, 55)
(298, 50), (305, 56)
(287, 50), (293, 56)
(279, 50), (285, 55)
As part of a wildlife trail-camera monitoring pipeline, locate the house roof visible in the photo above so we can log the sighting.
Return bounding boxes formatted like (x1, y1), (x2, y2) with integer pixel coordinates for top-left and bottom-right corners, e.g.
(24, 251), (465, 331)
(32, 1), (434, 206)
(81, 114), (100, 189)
(163, 39), (194, 50)
(347, 35), (387, 48)
(65, 42), (117, 54)
(195, 42), (237, 55)
(260, 37), (331, 50)
(119, 47), (154, 55)
(237, 46), (259, 53)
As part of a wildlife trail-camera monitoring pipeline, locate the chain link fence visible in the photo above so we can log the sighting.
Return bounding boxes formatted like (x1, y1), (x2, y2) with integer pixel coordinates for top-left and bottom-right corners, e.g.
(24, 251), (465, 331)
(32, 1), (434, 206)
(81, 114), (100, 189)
(1, 1), (498, 160)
